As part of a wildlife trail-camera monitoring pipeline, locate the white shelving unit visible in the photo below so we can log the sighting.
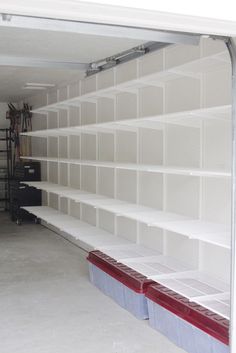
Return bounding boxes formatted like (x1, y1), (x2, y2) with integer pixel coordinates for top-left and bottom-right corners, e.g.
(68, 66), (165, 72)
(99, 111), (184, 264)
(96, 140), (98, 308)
(22, 181), (231, 249)
(21, 156), (230, 178)
(23, 204), (230, 319)
(29, 50), (230, 115)
(21, 105), (231, 137)
(22, 205), (132, 251)
(22, 38), (232, 320)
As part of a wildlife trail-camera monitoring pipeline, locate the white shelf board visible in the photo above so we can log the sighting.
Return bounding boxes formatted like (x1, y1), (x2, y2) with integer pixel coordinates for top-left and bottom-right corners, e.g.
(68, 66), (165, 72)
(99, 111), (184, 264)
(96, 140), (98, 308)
(193, 292), (230, 319)
(21, 156), (58, 163)
(23, 182), (231, 249)
(118, 254), (230, 319)
(167, 52), (230, 78)
(150, 220), (231, 248)
(147, 270), (230, 319)
(149, 270), (229, 301)
(31, 50), (229, 115)
(22, 104), (231, 138)
(97, 243), (160, 261)
(22, 206), (131, 251)
(22, 205), (230, 318)
(121, 255), (191, 278)
(20, 157), (231, 178)
(24, 181), (91, 200)
(95, 243), (229, 319)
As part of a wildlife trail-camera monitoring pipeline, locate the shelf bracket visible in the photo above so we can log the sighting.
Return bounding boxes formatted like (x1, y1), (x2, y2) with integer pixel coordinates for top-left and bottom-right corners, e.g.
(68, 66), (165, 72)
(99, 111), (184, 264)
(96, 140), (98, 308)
(226, 36), (236, 353)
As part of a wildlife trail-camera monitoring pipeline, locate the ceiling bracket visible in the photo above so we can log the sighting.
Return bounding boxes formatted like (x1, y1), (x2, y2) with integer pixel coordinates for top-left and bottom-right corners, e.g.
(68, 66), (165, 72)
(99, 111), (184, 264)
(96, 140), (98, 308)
(86, 41), (170, 76)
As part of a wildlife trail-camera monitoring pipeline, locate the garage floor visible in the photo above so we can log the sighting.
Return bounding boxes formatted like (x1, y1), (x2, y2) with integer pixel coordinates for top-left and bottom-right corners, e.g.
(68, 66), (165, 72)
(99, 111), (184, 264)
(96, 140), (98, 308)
(0, 212), (184, 353)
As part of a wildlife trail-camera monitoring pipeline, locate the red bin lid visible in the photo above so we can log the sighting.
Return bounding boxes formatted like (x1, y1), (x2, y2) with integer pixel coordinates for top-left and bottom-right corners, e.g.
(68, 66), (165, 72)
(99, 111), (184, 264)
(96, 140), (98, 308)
(87, 250), (154, 293)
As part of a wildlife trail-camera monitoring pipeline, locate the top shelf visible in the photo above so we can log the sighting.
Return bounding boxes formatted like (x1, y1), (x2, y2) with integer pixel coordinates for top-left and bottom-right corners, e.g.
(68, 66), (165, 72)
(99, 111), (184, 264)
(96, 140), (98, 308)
(31, 50), (230, 115)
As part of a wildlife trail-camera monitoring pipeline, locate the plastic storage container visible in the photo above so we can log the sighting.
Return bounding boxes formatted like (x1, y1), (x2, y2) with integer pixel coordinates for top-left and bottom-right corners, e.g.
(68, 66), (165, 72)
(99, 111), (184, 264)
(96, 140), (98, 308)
(87, 250), (154, 319)
(146, 283), (229, 353)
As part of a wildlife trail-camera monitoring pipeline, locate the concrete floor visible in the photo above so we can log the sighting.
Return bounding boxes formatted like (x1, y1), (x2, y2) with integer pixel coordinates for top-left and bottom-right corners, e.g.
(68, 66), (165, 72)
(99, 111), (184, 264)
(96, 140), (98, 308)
(0, 212), (184, 353)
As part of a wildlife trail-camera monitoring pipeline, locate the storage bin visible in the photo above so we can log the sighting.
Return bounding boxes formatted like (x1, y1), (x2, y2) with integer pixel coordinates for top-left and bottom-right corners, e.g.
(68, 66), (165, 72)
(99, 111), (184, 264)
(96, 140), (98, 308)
(87, 250), (154, 319)
(146, 283), (229, 353)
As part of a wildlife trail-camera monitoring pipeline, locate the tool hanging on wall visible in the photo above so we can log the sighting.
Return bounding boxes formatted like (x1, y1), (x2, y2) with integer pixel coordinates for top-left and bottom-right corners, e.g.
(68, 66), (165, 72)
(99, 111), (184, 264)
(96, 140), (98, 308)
(6, 103), (32, 169)
(21, 104), (32, 158)
(22, 104), (32, 132)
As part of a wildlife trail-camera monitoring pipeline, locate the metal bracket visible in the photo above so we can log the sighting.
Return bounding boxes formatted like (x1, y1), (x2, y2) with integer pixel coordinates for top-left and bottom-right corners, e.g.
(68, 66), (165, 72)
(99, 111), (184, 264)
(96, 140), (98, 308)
(0, 13), (202, 75)
(209, 34), (230, 43)
(86, 41), (169, 76)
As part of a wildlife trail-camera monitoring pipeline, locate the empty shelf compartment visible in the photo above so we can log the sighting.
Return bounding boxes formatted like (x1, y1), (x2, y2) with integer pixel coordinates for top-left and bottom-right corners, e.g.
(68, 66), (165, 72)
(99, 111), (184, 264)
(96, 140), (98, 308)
(121, 255), (191, 278)
(150, 270), (229, 299)
(98, 244), (160, 261)
(193, 292), (230, 319)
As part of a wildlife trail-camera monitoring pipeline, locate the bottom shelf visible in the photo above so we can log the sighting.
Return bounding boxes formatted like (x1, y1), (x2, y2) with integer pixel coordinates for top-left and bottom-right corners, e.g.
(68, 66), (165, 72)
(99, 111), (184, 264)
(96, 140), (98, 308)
(149, 270), (229, 317)
(121, 257), (230, 319)
(22, 205), (230, 319)
(193, 292), (230, 319)
(122, 255), (190, 278)
(22, 206), (131, 251)
(98, 244), (161, 261)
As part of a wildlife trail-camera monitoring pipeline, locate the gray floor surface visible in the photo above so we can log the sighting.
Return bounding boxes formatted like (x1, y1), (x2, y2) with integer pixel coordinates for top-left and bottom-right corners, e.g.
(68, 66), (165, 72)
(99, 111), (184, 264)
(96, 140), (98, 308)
(0, 212), (184, 353)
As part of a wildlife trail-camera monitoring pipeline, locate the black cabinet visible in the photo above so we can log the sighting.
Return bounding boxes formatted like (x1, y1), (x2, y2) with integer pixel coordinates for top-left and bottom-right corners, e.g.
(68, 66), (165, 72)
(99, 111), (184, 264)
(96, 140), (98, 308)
(10, 162), (41, 224)
(14, 162), (41, 181)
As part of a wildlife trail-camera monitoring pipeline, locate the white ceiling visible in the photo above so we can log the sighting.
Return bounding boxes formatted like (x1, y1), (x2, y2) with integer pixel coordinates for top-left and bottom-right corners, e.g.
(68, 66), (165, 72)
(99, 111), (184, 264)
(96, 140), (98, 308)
(1, 0), (236, 37)
(0, 66), (84, 102)
(79, 0), (236, 23)
(0, 27), (144, 102)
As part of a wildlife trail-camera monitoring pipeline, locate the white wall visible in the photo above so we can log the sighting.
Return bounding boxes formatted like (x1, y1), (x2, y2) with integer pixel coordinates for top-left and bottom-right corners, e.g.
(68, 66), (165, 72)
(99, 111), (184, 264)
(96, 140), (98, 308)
(1, 1), (236, 37)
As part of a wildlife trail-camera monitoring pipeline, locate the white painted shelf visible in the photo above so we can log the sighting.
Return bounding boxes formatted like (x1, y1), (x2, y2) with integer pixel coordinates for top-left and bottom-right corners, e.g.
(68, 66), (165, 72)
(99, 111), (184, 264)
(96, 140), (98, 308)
(120, 255), (190, 277)
(119, 255), (230, 318)
(149, 270), (230, 318)
(21, 104), (231, 138)
(30, 50), (229, 115)
(22, 206), (131, 251)
(23, 181), (230, 248)
(22, 205), (229, 318)
(97, 244), (161, 261)
(20, 157), (230, 178)
(193, 292), (230, 319)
